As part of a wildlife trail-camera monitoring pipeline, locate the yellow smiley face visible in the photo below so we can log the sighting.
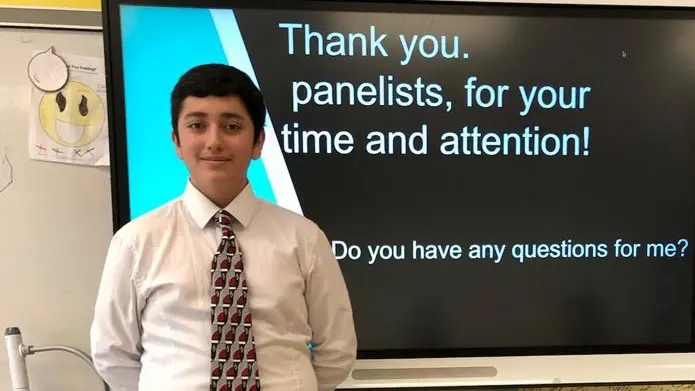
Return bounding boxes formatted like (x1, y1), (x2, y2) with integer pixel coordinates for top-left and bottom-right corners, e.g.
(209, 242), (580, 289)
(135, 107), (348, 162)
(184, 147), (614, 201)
(38, 80), (105, 147)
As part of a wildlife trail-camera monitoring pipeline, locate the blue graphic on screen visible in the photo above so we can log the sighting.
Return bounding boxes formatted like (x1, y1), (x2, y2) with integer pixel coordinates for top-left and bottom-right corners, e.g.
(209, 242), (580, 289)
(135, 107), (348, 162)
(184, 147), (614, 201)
(120, 5), (282, 220)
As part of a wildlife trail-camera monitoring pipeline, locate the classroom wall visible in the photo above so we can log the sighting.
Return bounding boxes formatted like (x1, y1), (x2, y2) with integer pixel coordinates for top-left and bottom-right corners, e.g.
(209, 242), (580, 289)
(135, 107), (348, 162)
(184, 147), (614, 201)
(0, 27), (111, 391)
(2, 2), (695, 391)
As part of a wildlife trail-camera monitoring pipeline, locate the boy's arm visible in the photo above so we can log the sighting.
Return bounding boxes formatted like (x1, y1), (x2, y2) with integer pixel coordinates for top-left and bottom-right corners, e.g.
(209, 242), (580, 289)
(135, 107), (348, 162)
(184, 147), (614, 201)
(90, 232), (144, 391)
(305, 228), (358, 391)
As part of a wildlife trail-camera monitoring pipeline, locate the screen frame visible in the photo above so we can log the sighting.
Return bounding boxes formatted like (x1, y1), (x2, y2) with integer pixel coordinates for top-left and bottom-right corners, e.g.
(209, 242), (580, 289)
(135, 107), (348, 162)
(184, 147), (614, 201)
(101, 0), (695, 387)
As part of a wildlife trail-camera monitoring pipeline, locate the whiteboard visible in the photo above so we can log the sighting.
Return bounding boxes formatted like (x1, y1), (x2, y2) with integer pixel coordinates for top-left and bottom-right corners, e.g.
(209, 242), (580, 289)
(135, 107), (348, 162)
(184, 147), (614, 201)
(0, 27), (111, 391)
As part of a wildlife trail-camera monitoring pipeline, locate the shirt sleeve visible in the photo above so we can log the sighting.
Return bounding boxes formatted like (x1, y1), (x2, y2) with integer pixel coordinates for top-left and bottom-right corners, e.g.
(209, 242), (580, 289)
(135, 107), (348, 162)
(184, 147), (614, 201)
(90, 230), (144, 391)
(305, 227), (358, 391)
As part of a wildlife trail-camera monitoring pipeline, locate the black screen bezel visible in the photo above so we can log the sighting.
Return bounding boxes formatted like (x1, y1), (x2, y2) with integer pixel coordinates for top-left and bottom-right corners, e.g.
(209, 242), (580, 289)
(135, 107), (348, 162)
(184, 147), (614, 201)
(101, 0), (695, 360)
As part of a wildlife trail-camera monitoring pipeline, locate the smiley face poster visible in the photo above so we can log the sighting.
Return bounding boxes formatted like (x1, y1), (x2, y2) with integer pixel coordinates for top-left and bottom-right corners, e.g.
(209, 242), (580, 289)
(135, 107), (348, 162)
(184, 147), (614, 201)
(27, 50), (109, 166)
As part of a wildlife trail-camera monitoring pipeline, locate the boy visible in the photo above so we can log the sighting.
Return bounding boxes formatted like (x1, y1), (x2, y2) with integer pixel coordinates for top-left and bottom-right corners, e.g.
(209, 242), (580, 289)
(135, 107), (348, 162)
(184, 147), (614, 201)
(91, 64), (357, 391)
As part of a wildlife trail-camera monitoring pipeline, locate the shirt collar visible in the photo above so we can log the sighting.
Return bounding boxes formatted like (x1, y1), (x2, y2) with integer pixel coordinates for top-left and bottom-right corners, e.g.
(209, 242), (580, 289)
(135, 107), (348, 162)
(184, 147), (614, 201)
(182, 180), (259, 230)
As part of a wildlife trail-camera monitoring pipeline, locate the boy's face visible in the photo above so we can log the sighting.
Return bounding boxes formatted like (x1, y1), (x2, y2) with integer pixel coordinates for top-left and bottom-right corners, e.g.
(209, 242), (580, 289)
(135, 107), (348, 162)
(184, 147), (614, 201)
(173, 95), (263, 201)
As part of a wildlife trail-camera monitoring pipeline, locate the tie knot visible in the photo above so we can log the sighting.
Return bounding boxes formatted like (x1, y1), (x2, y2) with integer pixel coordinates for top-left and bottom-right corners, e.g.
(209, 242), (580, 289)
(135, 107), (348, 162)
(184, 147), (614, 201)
(215, 210), (234, 231)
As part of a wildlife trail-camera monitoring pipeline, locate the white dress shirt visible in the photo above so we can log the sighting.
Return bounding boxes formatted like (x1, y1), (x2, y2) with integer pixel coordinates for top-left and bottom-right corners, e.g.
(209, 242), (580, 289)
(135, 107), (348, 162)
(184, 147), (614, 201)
(90, 181), (357, 391)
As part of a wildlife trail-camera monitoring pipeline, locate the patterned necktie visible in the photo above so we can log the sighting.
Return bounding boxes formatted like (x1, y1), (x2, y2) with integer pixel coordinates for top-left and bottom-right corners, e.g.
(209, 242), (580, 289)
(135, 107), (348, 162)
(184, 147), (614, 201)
(210, 210), (260, 391)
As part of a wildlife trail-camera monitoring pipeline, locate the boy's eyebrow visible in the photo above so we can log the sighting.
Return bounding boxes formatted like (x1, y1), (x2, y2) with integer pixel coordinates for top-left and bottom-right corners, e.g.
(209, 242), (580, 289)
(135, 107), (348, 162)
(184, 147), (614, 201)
(183, 111), (207, 119)
(183, 112), (245, 120)
(220, 112), (245, 120)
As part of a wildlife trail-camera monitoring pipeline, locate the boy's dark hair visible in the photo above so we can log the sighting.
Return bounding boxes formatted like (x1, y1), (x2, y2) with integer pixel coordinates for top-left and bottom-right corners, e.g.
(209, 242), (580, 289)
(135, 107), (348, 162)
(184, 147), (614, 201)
(171, 63), (266, 144)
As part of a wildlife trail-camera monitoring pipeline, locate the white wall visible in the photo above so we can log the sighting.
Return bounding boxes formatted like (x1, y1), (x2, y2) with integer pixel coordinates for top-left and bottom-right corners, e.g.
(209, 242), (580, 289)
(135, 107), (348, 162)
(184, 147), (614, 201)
(0, 27), (112, 391)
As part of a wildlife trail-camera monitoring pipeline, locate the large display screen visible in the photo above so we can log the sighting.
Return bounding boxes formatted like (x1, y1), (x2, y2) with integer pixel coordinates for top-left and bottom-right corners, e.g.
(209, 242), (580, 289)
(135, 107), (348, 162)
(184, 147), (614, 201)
(104, 0), (695, 360)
